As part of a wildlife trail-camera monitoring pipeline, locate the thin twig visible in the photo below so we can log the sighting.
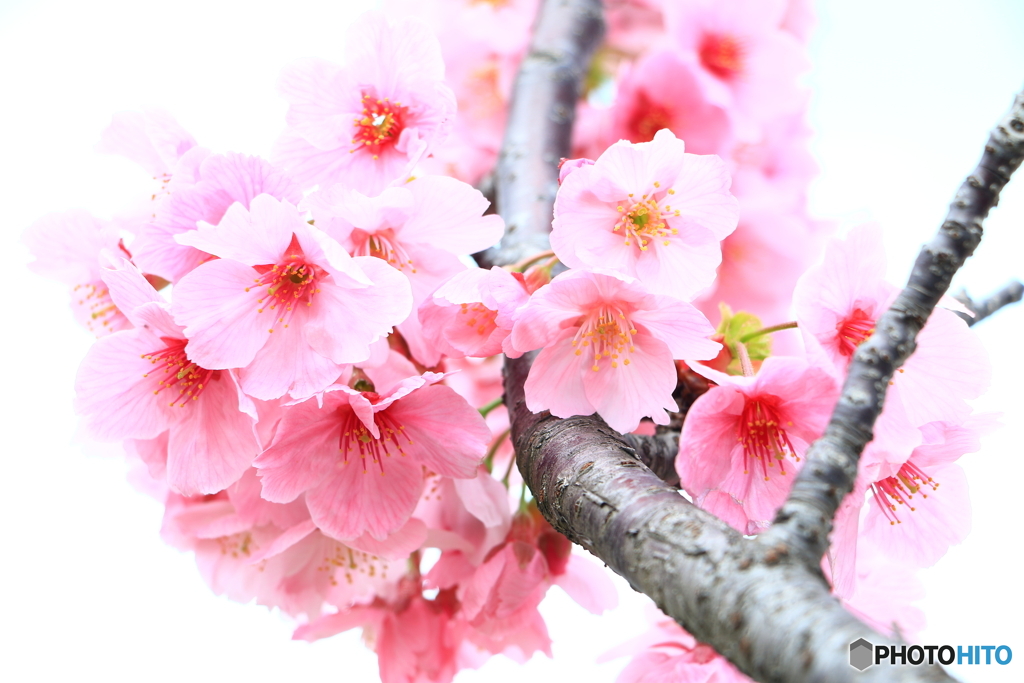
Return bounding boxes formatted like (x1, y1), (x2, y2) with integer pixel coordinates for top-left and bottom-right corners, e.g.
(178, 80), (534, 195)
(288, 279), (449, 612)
(954, 280), (1024, 326)
(763, 90), (1024, 566)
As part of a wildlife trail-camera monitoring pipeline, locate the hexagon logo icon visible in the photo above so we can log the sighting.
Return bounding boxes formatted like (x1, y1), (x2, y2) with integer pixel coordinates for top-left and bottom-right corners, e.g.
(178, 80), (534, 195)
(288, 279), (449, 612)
(849, 638), (874, 671)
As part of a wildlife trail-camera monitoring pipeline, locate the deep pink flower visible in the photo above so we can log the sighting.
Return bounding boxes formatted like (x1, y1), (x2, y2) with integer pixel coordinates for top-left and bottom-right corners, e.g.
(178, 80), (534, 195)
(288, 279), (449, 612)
(170, 195), (411, 400)
(551, 129), (739, 299)
(676, 356), (839, 531)
(133, 153), (302, 283)
(509, 270), (720, 433)
(75, 261), (260, 495)
(306, 175), (504, 365)
(255, 373), (490, 540)
(272, 11), (456, 194)
(594, 51), (731, 156)
(666, 0), (809, 136)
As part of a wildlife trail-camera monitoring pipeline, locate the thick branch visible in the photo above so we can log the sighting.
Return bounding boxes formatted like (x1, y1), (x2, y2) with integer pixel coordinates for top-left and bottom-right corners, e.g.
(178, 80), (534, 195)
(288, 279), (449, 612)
(954, 280), (1024, 325)
(478, 0), (603, 267)
(505, 354), (950, 683)
(620, 432), (680, 486)
(764, 90), (1024, 565)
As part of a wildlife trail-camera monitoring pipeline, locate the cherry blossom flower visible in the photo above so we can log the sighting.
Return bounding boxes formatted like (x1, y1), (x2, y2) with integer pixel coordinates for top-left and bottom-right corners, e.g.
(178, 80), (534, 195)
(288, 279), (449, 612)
(827, 415), (996, 597)
(23, 210), (134, 337)
(305, 175), (504, 365)
(676, 356), (839, 532)
(96, 108), (198, 181)
(666, 0), (809, 136)
(75, 261), (260, 495)
(509, 269), (721, 433)
(255, 372), (490, 541)
(418, 266), (530, 359)
(170, 195), (411, 400)
(272, 11), (456, 194)
(601, 606), (750, 683)
(793, 224), (991, 427)
(551, 129), (739, 299)
(133, 152), (302, 283)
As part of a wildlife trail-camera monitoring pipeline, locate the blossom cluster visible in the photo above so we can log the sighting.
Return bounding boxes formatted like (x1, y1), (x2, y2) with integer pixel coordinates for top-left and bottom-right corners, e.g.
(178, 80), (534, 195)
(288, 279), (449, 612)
(24, 1), (996, 682)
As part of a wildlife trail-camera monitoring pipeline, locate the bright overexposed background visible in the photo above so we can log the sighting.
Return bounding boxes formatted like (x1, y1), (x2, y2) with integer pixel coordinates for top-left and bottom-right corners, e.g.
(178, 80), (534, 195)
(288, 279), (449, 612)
(0, 0), (1021, 681)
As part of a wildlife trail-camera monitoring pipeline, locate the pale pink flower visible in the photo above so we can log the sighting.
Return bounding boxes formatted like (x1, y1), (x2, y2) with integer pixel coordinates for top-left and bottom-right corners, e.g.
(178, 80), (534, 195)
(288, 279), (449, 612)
(96, 108), (197, 180)
(419, 266), (530, 359)
(827, 415), (996, 597)
(551, 129), (739, 299)
(254, 372), (490, 541)
(170, 195), (411, 400)
(305, 175), (504, 365)
(666, 0), (809, 137)
(793, 224), (991, 427)
(160, 469), (426, 618)
(601, 605), (751, 683)
(23, 209), (133, 337)
(133, 153), (302, 282)
(272, 11), (456, 194)
(676, 356), (839, 531)
(838, 539), (926, 642)
(509, 269), (720, 433)
(75, 261), (260, 495)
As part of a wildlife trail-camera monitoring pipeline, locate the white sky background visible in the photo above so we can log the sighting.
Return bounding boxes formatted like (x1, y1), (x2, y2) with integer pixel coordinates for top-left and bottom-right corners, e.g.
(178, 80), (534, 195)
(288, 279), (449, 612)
(0, 0), (1021, 681)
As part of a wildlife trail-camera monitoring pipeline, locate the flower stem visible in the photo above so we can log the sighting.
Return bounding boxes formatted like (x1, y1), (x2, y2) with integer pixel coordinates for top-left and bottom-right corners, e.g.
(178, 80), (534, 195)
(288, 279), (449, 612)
(479, 396), (505, 418)
(510, 250), (555, 272)
(483, 427), (512, 474)
(739, 321), (798, 344)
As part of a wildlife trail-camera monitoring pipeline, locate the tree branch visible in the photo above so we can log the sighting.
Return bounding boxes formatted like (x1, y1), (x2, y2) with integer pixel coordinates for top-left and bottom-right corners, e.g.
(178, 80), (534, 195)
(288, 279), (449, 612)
(485, 1), (1019, 681)
(478, 0), (603, 268)
(954, 280), (1024, 326)
(763, 90), (1024, 566)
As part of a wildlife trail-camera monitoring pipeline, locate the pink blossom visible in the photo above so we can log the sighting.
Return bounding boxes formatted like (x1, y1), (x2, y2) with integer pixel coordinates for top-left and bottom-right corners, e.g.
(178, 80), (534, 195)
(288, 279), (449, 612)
(827, 415), (995, 597)
(255, 372), (490, 540)
(676, 356), (839, 531)
(75, 261), (260, 495)
(838, 539), (926, 642)
(551, 129), (739, 299)
(170, 195), (411, 400)
(793, 224), (991, 427)
(601, 606), (751, 683)
(666, 0), (809, 137)
(419, 266), (530, 359)
(305, 175), (504, 365)
(596, 51), (731, 155)
(133, 153), (302, 282)
(23, 209), (133, 337)
(96, 108), (197, 180)
(272, 11), (456, 194)
(509, 269), (720, 433)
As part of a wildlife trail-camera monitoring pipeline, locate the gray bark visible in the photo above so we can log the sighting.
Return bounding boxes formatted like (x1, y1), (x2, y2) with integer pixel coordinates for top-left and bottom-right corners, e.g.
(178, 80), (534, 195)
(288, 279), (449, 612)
(954, 280), (1024, 326)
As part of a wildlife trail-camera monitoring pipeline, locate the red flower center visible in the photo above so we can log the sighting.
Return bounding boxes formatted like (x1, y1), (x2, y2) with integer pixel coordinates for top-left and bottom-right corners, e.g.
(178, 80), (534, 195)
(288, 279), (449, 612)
(351, 94), (409, 157)
(699, 33), (746, 80)
(337, 407), (412, 475)
(626, 91), (673, 143)
(248, 236), (322, 334)
(738, 397), (798, 480)
(836, 308), (876, 357)
(141, 337), (218, 407)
